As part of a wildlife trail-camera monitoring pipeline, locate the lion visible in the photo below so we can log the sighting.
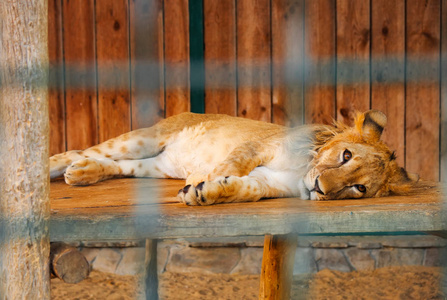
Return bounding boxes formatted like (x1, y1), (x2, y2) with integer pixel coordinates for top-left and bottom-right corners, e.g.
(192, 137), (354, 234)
(50, 110), (419, 205)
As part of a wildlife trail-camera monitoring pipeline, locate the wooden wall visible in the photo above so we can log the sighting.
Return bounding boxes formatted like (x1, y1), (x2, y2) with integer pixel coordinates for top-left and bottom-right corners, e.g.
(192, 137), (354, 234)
(48, 0), (445, 182)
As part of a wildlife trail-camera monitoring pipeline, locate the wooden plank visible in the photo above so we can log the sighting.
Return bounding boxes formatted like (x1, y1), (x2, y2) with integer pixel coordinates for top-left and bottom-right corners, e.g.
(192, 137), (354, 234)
(370, 0), (405, 167)
(405, 0), (441, 181)
(48, 0), (66, 155)
(335, 0), (371, 125)
(164, 0), (190, 117)
(272, 0), (304, 126)
(130, 0), (165, 129)
(304, 0), (336, 125)
(49, 179), (445, 241)
(259, 234), (297, 300)
(203, 0), (237, 116)
(237, 0), (271, 122)
(96, 0), (131, 142)
(442, 0), (447, 182)
(63, 0), (98, 150)
(50, 179), (441, 211)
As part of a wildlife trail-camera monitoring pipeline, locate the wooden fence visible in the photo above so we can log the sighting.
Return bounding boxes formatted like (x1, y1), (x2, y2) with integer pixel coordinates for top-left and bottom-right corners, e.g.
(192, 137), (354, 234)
(48, 0), (446, 181)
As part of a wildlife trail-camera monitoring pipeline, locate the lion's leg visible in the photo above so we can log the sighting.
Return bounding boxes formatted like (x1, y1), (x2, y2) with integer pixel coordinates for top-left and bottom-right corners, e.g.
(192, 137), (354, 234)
(177, 167), (300, 206)
(50, 150), (87, 179)
(63, 158), (120, 185)
(50, 127), (167, 179)
(63, 155), (177, 186)
(184, 141), (266, 186)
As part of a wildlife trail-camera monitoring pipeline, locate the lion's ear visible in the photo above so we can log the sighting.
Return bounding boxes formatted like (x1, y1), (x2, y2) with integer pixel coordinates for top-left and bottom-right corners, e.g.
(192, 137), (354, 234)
(388, 166), (420, 195)
(354, 110), (387, 142)
(405, 171), (420, 182)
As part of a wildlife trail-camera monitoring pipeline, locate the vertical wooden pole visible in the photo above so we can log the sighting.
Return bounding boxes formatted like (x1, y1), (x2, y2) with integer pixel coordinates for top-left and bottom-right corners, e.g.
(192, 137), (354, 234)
(96, 0), (131, 142)
(145, 239), (159, 300)
(203, 0), (237, 116)
(237, 0), (272, 122)
(63, 0), (98, 150)
(48, 0), (66, 155)
(0, 0), (50, 299)
(164, 0), (190, 117)
(259, 234), (298, 300)
(336, 0), (371, 125)
(441, 0), (447, 295)
(130, 0), (164, 129)
(405, 0), (441, 181)
(371, 0), (405, 167)
(304, 0), (336, 125)
(272, 0), (305, 127)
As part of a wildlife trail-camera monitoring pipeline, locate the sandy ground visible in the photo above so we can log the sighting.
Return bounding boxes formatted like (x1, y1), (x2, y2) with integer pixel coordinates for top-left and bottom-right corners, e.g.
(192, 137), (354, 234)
(51, 266), (445, 300)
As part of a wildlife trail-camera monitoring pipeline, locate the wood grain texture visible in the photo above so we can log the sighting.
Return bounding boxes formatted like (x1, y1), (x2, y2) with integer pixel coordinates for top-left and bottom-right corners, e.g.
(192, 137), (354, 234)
(63, 0), (98, 150)
(130, 0), (165, 129)
(96, 0), (131, 142)
(49, 179), (444, 241)
(164, 0), (190, 117)
(304, 0), (336, 125)
(237, 0), (271, 122)
(259, 234), (298, 300)
(405, 0), (440, 181)
(46, 1), (445, 180)
(203, 0), (237, 115)
(272, 0), (304, 126)
(371, 0), (405, 167)
(336, 0), (371, 125)
(0, 0), (50, 297)
(50, 243), (89, 284)
(442, 0), (447, 182)
(48, 0), (66, 155)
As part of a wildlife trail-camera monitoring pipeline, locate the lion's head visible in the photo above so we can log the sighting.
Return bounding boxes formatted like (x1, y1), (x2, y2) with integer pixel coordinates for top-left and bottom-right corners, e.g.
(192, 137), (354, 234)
(304, 110), (419, 200)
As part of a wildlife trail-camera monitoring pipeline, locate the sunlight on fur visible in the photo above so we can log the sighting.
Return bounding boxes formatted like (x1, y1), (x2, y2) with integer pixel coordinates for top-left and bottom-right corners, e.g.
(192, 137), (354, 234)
(50, 110), (420, 205)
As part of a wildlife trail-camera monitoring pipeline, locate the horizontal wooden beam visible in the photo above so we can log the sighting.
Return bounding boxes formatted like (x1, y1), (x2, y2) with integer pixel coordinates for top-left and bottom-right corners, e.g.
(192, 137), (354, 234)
(49, 179), (446, 241)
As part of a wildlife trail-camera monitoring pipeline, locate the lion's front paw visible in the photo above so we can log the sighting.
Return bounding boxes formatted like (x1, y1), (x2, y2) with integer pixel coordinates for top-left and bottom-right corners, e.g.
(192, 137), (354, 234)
(177, 177), (232, 206)
(64, 158), (106, 186)
(176, 182), (211, 206)
(50, 150), (84, 179)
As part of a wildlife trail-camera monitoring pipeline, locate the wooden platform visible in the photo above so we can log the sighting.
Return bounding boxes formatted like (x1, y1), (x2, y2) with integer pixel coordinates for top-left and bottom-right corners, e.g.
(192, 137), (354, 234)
(50, 178), (446, 242)
(50, 178), (446, 299)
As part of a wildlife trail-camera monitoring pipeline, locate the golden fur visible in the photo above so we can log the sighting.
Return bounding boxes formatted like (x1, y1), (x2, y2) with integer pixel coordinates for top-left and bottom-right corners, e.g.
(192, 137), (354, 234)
(50, 110), (419, 205)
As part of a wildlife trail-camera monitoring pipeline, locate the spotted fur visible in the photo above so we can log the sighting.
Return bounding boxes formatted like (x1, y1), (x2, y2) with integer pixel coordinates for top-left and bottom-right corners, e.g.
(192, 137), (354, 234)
(50, 110), (419, 205)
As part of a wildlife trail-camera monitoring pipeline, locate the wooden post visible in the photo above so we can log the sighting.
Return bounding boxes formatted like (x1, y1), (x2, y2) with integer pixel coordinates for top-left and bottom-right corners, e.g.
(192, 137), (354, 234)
(145, 239), (159, 300)
(259, 234), (298, 300)
(442, 1), (447, 295)
(0, 0), (50, 299)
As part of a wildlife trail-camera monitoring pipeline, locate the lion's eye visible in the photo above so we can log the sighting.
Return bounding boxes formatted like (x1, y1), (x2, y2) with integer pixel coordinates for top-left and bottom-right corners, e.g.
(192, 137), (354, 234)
(355, 184), (366, 193)
(342, 150), (352, 163)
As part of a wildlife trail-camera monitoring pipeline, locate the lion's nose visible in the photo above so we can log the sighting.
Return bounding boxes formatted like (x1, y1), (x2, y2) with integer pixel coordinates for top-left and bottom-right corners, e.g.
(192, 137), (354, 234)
(314, 177), (324, 195)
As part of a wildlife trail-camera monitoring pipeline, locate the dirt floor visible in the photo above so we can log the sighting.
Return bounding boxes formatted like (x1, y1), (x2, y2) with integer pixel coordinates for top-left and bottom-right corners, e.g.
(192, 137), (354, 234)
(51, 266), (445, 300)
